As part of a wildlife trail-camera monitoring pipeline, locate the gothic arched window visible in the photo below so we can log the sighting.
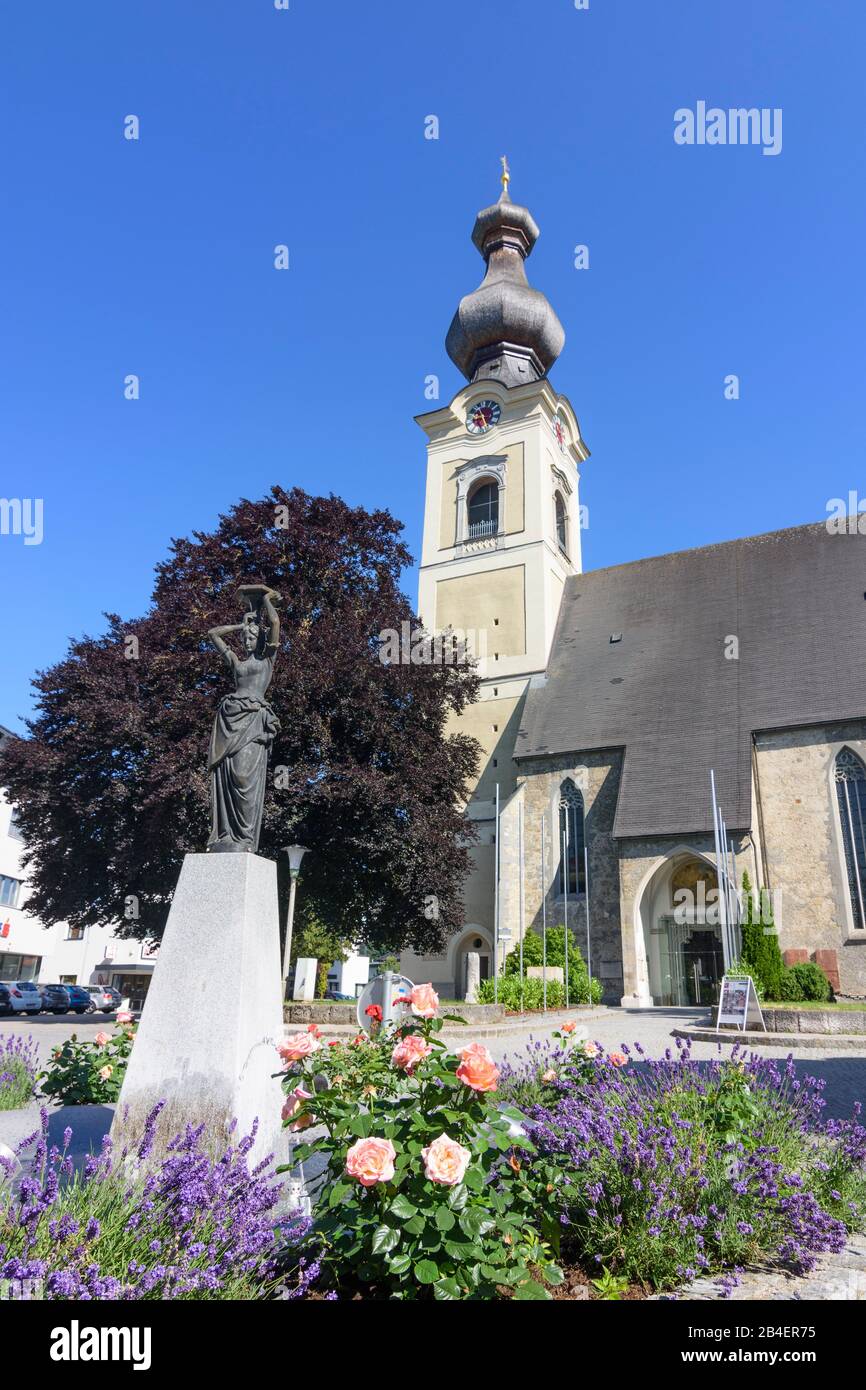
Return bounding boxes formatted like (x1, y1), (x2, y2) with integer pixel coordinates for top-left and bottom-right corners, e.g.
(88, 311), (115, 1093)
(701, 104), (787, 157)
(558, 779), (586, 894)
(555, 492), (568, 555)
(835, 747), (866, 931)
(467, 480), (499, 538)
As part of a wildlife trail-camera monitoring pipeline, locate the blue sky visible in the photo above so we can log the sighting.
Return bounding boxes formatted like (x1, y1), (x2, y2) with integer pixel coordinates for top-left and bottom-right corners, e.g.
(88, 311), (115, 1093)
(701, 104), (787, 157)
(1, 0), (864, 732)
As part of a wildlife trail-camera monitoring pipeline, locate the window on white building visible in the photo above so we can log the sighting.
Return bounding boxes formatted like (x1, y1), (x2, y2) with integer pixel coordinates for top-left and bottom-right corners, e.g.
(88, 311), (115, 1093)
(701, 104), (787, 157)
(0, 875), (21, 909)
(66, 925), (85, 941)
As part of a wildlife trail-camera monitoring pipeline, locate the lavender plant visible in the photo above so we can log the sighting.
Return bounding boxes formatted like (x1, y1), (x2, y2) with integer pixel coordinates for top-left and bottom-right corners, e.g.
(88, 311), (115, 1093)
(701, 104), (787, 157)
(0, 1034), (38, 1111)
(509, 1038), (866, 1292)
(0, 1103), (291, 1299)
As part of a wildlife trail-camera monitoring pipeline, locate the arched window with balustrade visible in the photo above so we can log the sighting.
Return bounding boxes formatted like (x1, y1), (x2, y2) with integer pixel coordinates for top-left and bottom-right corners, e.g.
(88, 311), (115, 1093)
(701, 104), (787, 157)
(835, 746), (866, 931)
(467, 479), (499, 539)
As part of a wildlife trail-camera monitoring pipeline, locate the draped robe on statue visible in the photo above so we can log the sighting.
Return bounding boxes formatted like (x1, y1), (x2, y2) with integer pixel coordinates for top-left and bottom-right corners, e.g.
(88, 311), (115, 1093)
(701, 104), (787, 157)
(207, 651), (280, 853)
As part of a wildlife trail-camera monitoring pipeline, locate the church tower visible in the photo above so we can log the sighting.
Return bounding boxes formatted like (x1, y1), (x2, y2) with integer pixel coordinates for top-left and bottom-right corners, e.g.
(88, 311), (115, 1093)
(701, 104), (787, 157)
(403, 169), (590, 996)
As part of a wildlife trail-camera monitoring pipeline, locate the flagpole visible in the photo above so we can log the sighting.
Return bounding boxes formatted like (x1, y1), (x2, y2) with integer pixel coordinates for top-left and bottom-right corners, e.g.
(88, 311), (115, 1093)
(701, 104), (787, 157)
(493, 782), (500, 1004)
(541, 812), (548, 1014)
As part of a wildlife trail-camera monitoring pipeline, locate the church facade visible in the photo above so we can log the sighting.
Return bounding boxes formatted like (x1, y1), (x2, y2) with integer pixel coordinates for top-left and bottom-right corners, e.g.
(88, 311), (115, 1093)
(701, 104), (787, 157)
(400, 178), (866, 1006)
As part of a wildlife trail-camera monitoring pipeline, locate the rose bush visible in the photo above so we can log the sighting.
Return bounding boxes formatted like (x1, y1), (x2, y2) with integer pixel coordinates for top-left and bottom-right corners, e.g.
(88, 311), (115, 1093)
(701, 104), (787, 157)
(39, 1019), (137, 1106)
(278, 992), (563, 1300)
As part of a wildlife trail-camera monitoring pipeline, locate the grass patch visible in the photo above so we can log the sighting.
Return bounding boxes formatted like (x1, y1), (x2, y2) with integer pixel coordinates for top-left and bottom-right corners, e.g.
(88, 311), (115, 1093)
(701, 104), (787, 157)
(766, 1000), (866, 1011)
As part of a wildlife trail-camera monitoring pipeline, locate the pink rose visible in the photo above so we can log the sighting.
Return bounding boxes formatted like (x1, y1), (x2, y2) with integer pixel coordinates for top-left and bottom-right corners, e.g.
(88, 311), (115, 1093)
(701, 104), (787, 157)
(391, 1034), (432, 1073)
(98, 1065), (112, 1080)
(582, 1041), (599, 1058)
(116, 1011), (133, 1024)
(281, 1085), (314, 1132)
(421, 1133), (471, 1186)
(541, 1069), (557, 1083)
(345, 1136), (396, 1187)
(278, 1032), (322, 1065)
(408, 983), (439, 1019)
(456, 1042), (499, 1093)
(94, 1031), (110, 1046)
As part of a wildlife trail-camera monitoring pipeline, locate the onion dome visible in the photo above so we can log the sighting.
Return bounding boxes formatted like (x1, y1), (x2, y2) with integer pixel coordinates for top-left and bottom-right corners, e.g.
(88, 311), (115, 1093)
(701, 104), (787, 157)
(445, 164), (565, 389)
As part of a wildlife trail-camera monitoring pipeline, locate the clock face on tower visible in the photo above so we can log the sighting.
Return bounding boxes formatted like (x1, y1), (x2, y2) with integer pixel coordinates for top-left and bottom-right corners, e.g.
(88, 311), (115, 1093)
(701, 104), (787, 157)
(466, 399), (501, 435)
(552, 416), (566, 450)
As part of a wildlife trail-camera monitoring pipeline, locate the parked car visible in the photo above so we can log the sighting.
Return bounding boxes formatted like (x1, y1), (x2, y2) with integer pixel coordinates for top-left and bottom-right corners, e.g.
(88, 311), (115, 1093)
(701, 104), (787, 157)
(38, 983), (71, 1015)
(64, 984), (92, 1015)
(7, 980), (42, 1015)
(0, 983), (12, 1016)
(84, 985), (120, 1015)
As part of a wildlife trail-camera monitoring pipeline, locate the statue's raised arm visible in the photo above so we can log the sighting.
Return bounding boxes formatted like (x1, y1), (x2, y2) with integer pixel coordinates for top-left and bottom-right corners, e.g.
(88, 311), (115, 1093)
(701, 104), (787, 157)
(205, 585), (282, 855)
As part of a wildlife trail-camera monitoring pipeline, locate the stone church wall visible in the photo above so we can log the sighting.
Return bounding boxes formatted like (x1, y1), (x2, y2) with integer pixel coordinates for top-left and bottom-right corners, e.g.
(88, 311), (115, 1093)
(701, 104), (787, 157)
(754, 721), (866, 998)
(515, 751), (625, 1003)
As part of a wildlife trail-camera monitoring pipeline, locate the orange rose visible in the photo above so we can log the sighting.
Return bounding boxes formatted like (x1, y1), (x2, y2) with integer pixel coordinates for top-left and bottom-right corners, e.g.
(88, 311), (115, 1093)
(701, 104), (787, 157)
(278, 1032), (322, 1065)
(345, 1137), (396, 1187)
(456, 1041), (499, 1093)
(421, 1133), (471, 1186)
(281, 1085), (314, 1132)
(561, 1020), (577, 1035)
(391, 1034), (432, 1072)
(408, 983), (439, 1019)
(609, 1051), (628, 1068)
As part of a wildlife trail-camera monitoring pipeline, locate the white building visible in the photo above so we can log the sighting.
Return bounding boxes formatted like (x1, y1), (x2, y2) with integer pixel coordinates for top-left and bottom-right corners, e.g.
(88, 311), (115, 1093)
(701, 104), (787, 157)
(0, 725), (157, 1008)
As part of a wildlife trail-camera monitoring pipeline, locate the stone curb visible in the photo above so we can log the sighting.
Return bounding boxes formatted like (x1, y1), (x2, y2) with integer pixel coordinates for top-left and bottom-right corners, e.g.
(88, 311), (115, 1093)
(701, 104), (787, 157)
(653, 1234), (866, 1301)
(672, 1026), (866, 1051)
(285, 1008), (609, 1043)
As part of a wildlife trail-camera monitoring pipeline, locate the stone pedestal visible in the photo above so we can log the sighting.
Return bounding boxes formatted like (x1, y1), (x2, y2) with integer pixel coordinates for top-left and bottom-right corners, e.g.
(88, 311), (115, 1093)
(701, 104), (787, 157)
(111, 852), (286, 1169)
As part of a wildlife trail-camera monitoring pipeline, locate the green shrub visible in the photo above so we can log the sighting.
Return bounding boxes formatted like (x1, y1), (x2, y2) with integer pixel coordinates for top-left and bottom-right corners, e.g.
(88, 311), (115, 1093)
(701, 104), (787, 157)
(727, 960), (765, 1002)
(777, 967), (801, 1002)
(739, 872), (785, 999)
(39, 1020), (136, 1105)
(478, 976), (564, 1010)
(787, 961), (832, 1002)
(477, 972), (601, 1011)
(498, 928), (602, 1007)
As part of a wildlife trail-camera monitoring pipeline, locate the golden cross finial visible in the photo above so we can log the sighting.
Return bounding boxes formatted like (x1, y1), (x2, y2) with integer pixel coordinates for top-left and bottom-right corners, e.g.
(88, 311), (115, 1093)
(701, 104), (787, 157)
(500, 155), (510, 196)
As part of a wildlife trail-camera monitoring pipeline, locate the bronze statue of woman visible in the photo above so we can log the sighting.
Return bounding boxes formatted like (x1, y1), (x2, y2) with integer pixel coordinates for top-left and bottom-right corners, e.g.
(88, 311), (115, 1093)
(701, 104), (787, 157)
(206, 585), (282, 855)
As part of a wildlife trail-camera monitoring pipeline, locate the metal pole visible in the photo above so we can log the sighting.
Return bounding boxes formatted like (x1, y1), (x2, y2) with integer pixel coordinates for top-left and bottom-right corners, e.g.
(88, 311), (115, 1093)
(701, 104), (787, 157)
(728, 834), (740, 959)
(381, 970), (394, 1030)
(562, 818), (570, 1008)
(281, 874), (299, 992)
(584, 843), (591, 1006)
(518, 799), (525, 1014)
(541, 812), (547, 1014)
(710, 770), (730, 972)
(493, 782), (500, 1004)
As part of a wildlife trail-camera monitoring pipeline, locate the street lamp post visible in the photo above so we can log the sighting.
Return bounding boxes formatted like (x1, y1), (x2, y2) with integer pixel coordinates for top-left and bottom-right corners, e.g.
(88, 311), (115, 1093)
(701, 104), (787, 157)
(281, 845), (309, 996)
